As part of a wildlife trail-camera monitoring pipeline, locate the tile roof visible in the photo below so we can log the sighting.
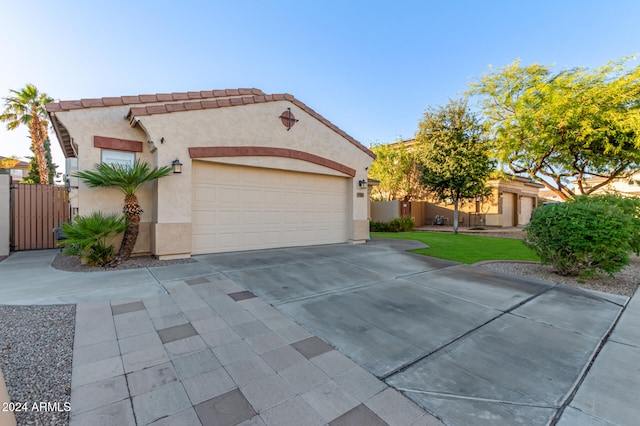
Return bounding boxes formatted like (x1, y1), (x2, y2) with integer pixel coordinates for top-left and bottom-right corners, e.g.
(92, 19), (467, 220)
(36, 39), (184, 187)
(45, 88), (265, 112)
(46, 88), (374, 158)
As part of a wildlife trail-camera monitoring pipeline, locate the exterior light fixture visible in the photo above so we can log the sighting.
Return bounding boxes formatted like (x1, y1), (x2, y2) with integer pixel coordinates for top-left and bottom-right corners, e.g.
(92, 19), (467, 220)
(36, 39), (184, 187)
(358, 179), (367, 189)
(171, 159), (183, 174)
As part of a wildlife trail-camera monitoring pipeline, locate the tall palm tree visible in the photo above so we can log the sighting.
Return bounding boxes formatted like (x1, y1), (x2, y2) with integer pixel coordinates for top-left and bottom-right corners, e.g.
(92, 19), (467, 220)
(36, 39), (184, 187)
(1, 84), (54, 184)
(74, 160), (172, 263)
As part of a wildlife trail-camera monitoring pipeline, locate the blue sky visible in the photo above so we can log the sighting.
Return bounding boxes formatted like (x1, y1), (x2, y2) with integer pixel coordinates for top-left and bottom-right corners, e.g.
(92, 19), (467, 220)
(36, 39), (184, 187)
(1, 0), (639, 173)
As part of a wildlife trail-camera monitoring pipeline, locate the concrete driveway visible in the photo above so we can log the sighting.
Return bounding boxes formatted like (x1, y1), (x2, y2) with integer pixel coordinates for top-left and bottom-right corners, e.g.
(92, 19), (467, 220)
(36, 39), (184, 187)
(1, 240), (633, 425)
(194, 240), (627, 426)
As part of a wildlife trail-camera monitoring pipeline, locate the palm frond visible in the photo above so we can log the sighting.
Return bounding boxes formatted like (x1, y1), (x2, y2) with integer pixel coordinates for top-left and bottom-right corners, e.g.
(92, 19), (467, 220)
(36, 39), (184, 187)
(74, 159), (172, 196)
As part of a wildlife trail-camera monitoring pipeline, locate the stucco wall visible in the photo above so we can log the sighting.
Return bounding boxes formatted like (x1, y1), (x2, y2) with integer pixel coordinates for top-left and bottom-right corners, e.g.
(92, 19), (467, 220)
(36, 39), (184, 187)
(371, 201), (400, 222)
(53, 107), (156, 254)
(52, 97), (373, 256)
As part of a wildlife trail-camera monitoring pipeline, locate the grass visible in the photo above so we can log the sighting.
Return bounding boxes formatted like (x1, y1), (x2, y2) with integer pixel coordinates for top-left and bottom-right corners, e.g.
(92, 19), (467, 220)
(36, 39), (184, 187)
(371, 231), (540, 264)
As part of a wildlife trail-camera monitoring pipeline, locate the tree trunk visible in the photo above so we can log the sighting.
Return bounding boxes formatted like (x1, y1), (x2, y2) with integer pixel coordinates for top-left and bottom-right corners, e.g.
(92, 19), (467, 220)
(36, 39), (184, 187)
(117, 218), (139, 262)
(453, 199), (459, 234)
(112, 194), (143, 264)
(28, 112), (49, 185)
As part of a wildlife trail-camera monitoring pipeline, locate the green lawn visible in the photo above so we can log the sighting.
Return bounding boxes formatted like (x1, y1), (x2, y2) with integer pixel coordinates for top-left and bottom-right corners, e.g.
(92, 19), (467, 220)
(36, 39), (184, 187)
(371, 231), (540, 264)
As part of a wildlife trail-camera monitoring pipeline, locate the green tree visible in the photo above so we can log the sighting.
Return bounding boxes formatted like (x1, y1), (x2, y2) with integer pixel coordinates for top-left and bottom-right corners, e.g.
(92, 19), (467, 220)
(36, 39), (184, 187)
(368, 140), (427, 201)
(0, 156), (19, 169)
(416, 98), (494, 234)
(74, 160), (172, 264)
(24, 137), (57, 184)
(469, 57), (640, 201)
(1, 84), (54, 184)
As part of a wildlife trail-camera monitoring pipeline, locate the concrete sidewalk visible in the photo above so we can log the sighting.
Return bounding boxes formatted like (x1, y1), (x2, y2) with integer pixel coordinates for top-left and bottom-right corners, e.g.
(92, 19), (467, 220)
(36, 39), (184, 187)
(0, 250), (166, 304)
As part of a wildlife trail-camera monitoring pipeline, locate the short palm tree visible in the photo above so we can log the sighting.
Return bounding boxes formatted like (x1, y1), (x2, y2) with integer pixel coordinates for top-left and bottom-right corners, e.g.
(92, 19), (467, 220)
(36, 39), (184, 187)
(59, 212), (128, 266)
(1, 84), (54, 184)
(74, 160), (172, 263)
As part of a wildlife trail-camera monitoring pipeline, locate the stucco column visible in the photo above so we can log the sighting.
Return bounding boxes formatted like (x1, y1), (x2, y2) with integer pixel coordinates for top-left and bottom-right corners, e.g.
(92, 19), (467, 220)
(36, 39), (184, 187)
(151, 149), (192, 259)
(0, 175), (10, 256)
(351, 175), (370, 244)
(0, 368), (16, 426)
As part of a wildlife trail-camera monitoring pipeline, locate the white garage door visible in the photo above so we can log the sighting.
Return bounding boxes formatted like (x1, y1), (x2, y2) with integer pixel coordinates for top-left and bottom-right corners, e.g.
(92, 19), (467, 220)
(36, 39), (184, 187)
(519, 196), (534, 225)
(192, 161), (349, 254)
(502, 193), (516, 226)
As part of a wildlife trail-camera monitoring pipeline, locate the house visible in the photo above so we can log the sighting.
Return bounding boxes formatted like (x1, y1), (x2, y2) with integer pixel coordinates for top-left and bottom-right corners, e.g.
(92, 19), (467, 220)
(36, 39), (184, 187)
(367, 139), (544, 227)
(539, 189), (564, 203)
(46, 88), (375, 259)
(371, 174), (543, 227)
(0, 156), (30, 182)
(573, 172), (640, 197)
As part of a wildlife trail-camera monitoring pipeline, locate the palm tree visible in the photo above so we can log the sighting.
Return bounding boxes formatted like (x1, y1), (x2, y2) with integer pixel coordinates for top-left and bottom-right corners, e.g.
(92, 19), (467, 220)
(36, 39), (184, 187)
(1, 84), (54, 184)
(74, 160), (172, 263)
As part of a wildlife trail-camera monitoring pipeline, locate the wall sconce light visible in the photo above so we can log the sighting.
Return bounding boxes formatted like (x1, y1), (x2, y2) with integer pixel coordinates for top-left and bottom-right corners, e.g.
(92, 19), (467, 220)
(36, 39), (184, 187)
(499, 191), (504, 198)
(171, 159), (183, 174)
(358, 179), (367, 189)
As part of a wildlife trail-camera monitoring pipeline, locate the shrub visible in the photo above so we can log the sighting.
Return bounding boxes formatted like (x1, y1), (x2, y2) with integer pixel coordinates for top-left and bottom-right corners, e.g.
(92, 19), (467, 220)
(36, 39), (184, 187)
(572, 194), (640, 255)
(370, 216), (415, 232)
(58, 212), (127, 266)
(524, 200), (633, 276)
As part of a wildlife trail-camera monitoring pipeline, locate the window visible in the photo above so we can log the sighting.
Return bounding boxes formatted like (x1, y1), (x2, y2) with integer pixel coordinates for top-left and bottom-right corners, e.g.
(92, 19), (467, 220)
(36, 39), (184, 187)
(102, 150), (135, 167)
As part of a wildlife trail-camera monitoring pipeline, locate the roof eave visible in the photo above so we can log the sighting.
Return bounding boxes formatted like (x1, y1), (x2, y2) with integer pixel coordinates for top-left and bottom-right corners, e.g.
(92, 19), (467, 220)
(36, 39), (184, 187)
(48, 111), (76, 158)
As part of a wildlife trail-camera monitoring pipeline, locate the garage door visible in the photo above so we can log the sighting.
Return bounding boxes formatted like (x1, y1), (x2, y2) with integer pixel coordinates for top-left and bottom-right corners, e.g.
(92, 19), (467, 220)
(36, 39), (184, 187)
(519, 196), (534, 225)
(192, 161), (349, 254)
(502, 193), (516, 226)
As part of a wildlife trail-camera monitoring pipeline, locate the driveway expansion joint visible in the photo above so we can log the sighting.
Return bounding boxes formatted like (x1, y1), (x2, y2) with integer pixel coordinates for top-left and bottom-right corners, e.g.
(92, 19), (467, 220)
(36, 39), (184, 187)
(269, 280), (389, 306)
(550, 297), (630, 424)
(398, 388), (559, 409)
(381, 284), (558, 381)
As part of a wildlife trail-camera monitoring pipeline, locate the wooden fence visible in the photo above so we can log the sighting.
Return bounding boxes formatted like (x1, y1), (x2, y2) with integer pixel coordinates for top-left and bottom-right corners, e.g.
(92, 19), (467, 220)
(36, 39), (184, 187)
(10, 183), (70, 251)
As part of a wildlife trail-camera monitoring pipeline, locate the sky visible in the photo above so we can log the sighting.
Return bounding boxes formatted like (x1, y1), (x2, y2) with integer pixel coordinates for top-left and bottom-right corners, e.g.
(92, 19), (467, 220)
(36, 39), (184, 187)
(1, 0), (639, 178)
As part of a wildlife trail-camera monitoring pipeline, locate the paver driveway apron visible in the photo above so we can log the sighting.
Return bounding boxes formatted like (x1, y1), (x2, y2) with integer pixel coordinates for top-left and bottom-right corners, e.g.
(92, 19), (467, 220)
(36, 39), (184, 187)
(195, 240), (625, 426)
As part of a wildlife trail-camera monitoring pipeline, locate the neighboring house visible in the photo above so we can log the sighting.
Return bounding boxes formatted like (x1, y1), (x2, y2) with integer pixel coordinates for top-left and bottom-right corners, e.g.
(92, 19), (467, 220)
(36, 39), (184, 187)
(573, 172), (640, 197)
(46, 88), (375, 258)
(475, 175), (544, 227)
(0, 156), (29, 182)
(371, 174), (543, 227)
(368, 138), (544, 227)
(539, 189), (564, 203)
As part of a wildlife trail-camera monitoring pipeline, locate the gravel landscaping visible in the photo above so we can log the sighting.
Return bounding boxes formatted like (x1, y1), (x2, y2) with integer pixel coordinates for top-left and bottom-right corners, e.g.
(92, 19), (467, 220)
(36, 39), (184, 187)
(477, 256), (640, 297)
(51, 252), (196, 272)
(0, 305), (74, 426)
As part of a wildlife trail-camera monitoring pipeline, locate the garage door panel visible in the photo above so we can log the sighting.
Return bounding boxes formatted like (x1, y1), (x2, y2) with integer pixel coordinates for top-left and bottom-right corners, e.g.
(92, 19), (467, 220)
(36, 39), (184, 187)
(217, 233), (239, 249)
(219, 211), (240, 225)
(520, 197), (534, 226)
(264, 190), (283, 203)
(263, 211), (282, 225)
(192, 162), (348, 254)
(244, 211), (262, 224)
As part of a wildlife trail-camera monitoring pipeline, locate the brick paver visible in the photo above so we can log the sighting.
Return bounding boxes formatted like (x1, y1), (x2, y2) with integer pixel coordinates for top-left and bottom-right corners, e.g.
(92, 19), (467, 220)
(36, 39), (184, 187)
(69, 274), (444, 425)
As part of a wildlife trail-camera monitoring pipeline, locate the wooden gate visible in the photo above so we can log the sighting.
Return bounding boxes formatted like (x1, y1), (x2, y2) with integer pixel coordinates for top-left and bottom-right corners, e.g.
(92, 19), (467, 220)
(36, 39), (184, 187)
(10, 183), (70, 251)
